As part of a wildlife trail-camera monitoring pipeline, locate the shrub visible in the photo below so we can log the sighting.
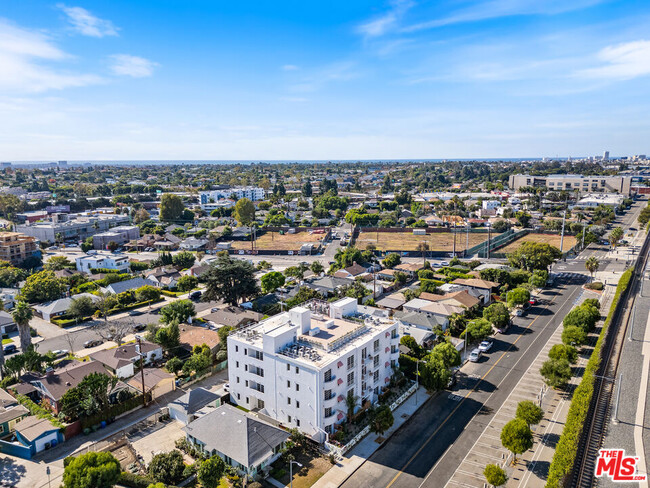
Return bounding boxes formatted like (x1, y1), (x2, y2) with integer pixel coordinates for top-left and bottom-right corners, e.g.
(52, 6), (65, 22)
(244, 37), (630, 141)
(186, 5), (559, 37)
(119, 472), (158, 488)
(585, 281), (604, 291)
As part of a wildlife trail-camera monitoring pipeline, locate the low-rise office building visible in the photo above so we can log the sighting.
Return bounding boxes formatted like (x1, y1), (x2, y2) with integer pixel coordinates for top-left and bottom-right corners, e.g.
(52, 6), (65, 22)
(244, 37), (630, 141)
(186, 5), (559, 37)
(15, 213), (130, 243)
(227, 298), (400, 441)
(92, 225), (140, 250)
(508, 174), (633, 195)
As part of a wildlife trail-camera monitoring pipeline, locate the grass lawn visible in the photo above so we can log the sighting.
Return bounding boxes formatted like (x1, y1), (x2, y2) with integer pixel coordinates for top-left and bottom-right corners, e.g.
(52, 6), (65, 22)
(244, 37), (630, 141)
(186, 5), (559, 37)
(272, 448), (333, 488)
(355, 231), (499, 252)
(498, 233), (578, 253)
(231, 231), (326, 251)
(2, 338), (13, 345)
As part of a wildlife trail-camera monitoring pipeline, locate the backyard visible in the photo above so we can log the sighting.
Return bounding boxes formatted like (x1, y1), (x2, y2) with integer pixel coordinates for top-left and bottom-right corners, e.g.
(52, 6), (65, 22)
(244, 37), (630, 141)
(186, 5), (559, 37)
(498, 232), (578, 254)
(355, 230), (499, 252)
(269, 443), (333, 488)
(230, 231), (326, 251)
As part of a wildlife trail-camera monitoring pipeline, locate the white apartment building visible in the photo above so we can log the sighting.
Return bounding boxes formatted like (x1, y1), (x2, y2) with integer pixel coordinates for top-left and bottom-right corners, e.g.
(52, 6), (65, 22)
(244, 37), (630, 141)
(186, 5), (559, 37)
(227, 298), (400, 442)
(200, 187), (266, 210)
(75, 252), (130, 273)
(508, 174), (633, 196)
(481, 200), (501, 210)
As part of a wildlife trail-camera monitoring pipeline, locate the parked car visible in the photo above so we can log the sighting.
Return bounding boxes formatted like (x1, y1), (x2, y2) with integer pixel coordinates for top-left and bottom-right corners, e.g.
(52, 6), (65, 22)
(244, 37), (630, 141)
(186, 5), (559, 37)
(189, 290), (202, 301)
(2, 344), (17, 355)
(84, 339), (102, 348)
(468, 349), (482, 362)
(223, 383), (230, 392)
(128, 310), (144, 316)
(440, 261), (450, 267)
(513, 308), (524, 317)
(529, 298), (537, 305)
(496, 321), (511, 334)
(132, 323), (147, 332)
(478, 339), (494, 352)
(86, 250), (98, 255)
(211, 307), (220, 313)
(51, 349), (68, 358)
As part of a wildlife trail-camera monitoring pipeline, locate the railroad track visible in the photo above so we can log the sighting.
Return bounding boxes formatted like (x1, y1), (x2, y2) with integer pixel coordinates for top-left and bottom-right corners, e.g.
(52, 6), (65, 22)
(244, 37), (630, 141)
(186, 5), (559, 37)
(569, 234), (650, 488)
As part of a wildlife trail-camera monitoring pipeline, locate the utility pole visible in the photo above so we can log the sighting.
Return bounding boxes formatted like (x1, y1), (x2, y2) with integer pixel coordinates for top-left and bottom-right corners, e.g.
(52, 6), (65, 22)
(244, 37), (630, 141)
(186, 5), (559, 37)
(136, 336), (147, 407)
(466, 224), (469, 257)
(582, 222), (586, 249)
(613, 373), (623, 423)
(560, 193), (568, 253)
(629, 303), (635, 341)
(487, 223), (491, 259)
(415, 360), (419, 405)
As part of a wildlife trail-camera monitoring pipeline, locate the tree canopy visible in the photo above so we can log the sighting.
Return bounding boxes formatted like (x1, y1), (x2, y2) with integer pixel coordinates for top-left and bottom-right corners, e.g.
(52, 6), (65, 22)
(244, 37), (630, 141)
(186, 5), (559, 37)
(62, 452), (121, 488)
(507, 242), (562, 271)
(198, 456), (226, 488)
(233, 198), (256, 226)
(160, 299), (196, 324)
(160, 193), (185, 222)
(500, 418), (533, 461)
(20, 270), (64, 303)
(202, 255), (259, 306)
(148, 451), (185, 485)
(483, 302), (510, 329)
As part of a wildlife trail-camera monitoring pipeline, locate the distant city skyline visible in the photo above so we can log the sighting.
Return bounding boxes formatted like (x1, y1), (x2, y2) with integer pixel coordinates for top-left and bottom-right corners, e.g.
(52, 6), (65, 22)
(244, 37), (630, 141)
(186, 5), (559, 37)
(1, 1), (649, 160)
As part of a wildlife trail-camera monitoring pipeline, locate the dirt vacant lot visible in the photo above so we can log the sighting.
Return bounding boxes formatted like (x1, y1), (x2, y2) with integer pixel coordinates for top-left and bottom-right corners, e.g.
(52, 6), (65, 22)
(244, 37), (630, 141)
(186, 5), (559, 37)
(498, 232), (578, 253)
(355, 231), (499, 252)
(230, 231), (326, 250)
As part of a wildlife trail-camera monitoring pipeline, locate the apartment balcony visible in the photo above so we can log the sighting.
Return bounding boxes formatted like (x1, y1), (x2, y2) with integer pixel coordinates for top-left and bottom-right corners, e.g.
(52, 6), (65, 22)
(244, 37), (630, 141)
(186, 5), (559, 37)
(323, 374), (337, 384)
(323, 393), (337, 407)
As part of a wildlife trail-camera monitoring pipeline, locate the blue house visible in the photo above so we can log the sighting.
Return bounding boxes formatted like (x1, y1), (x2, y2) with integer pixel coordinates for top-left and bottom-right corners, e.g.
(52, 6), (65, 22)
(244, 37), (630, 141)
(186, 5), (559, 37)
(13, 416), (63, 458)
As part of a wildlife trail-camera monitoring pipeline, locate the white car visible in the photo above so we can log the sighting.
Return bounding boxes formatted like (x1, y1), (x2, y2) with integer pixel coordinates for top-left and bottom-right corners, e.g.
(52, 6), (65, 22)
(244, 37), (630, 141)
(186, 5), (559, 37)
(468, 348), (482, 362)
(478, 339), (494, 352)
(440, 261), (450, 267)
(51, 349), (69, 358)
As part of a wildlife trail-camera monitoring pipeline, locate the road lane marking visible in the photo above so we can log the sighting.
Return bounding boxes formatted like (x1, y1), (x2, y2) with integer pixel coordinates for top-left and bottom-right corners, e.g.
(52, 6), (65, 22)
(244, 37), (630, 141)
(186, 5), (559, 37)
(380, 283), (582, 488)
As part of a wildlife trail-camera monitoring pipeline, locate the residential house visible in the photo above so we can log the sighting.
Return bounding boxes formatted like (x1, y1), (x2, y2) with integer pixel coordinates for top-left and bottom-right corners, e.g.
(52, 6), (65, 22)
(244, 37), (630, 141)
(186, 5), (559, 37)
(144, 267), (182, 289)
(126, 368), (176, 400)
(183, 404), (290, 477)
(180, 237), (208, 251)
(102, 277), (156, 295)
(375, 292), (406, 310)
(154, 233), (182, 250)
(34, 293), (100, 322)
(179, 326), (222, 355)
(394, 263), (423, 279)
(398, 324), (436, 349)
(203, 307), (263, 329)
(13, 416), (63, 457)
(0, 311), (17, 335)
(168, 387), (224, 425)
(304, 276), (354, 297)
(450, 278), (499, 305)
(75, 252), (129, 273)
(420, 290), (480, 311)
(89, 341), (163, 379)
(393, 310), (447, 331)
(333, 262), (368, 279)
(0, 389), (29, 437)
(0, 288), (19, 310)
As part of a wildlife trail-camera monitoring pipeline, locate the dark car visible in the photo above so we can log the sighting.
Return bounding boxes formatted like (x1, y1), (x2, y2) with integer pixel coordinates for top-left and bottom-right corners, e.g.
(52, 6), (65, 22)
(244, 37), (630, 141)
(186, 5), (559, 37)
(128, 310), (144, 316)
(132, 323), (147, 332)
(3, 344), (17, 355)
(189, 291), (202, 301)
(84, 339), (102, 348)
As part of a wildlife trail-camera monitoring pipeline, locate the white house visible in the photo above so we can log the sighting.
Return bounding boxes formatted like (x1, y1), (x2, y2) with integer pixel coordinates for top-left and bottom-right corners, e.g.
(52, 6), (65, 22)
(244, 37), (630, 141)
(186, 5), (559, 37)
(482, 200), (501, 210)
(75, 252), (129, 273)
(227, 297), (400, 441)
(88, 340), (163, 378)
(450, 278), (498, 305)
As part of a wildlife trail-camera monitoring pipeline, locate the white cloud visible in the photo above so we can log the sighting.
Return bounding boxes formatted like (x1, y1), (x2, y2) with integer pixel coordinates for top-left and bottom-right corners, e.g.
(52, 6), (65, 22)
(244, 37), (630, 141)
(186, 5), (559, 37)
(357, 0), (414, 38)
(282, 64), (299, 71)
(403, 0), (605, 32)
(109, 54), (158, 77)
(57, 4), (118, 37)
(576, 40), (650, 80)
(0, 19), (102, 92)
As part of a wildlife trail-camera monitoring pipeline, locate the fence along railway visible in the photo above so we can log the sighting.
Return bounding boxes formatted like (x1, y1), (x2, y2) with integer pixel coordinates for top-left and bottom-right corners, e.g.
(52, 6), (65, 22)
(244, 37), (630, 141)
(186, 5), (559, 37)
(568, 234), (650, 487)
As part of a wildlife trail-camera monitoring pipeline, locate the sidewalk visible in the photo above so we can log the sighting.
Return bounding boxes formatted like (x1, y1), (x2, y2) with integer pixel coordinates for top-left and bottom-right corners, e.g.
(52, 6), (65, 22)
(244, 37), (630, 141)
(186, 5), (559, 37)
(311, 386), (432, 488)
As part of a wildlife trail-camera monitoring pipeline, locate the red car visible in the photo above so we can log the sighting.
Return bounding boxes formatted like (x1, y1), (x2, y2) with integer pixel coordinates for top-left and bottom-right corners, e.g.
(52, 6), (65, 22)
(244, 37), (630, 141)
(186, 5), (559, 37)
(529, 298), (537, 305)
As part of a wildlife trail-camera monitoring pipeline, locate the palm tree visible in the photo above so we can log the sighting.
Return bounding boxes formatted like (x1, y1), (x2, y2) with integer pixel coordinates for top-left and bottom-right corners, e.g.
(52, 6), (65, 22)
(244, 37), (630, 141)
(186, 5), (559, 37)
(345, 391), (359, 426)
(585, 257), (599, 281)
(417, 241), (430, 267)
(12, 301), (33, 353)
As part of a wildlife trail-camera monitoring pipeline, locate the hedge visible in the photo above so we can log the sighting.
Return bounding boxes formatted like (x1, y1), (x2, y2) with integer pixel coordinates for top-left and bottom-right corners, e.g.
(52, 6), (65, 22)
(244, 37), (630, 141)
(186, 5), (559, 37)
(52, 316), (93, 327)
(545, 268), (632, 487)
(80, 394), (146, 429)
(106, 298), (164, 315)
(14, 393), (66, 429)
(161, 290), (186, 297)
(119, 472), (169, 488)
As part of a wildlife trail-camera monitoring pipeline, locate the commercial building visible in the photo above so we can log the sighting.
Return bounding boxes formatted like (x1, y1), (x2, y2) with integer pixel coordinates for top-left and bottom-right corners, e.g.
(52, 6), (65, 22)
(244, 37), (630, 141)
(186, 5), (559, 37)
(573, 193), (625, 209)
(508, 174), (633, 196)
(227, 298), (400, 441)
(15, 213), (130, 243)
(75, 252), (130, 273)
(92, 225), (140, 250)
(0, 232), (39, 265)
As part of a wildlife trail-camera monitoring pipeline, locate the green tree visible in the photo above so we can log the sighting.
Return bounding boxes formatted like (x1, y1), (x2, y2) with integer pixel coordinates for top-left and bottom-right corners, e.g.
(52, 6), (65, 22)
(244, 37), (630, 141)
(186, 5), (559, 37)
(148, 450), (185, 485)
(12, 301), (33, 352)
(233, 197), (256, 226)
(20, 270), (64, 303)
(507, 242), (562, 271)
(160, 299), (196, 324)
(182, 351), (211, 375)
(165, 356), (183, 374)
(198, 456), (226, 488)
(400, 335), (423, 359)
(529, 271), (547, 288)
(160, 193), (185, 222)
(464, 318), (493, 343)
(507, 288), (531, 307)
(154, 322), (181, 352)
(483, 302), (510, 330)
(135, 285), (162, 302)
(609, 226), (624, 247)
(62, 452), (121, 488)
(515, 211), (531, 228)
(393, 271), (408, 286)
(585, 256), (599, 280)
(540, 358), (572, 389)
(302, 181), (313, 197)
(431, 341), (461, 368)
(345, 391), (358, 425)
(638, 205), (650, 226)
(310, 261), (324, 275)
(368, 404), (394, 435)
(60, 372), (118, 420)
(261, 271), (285, 294)
(202, 255), (260, 306)
(68, 296), (96, 323)
(172, 251), (196, 269)
(419, 355), (451, 391)
(107, 241), (119, 252)
(563, 305), (599, 332)
(483, 464), (508, 487)
(548, 344), (578, 364)
(382, 253), (401, 268)
(176, 275), (198, 292)
(516, 400), (544, 426)
(500, 418), (533, 462)
(561, 325), (587, 346)
(44, 256), (74, 271)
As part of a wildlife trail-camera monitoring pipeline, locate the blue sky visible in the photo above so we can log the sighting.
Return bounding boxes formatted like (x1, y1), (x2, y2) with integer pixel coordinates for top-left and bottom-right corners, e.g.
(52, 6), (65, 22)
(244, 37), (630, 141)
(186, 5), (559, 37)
(1, 0), (649, 160)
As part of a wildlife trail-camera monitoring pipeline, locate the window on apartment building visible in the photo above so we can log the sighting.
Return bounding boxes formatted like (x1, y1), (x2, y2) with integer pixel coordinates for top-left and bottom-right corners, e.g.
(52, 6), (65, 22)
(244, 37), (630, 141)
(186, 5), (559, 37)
(287, 363), (291, 371)
(235, 346), (239, 353)
(325, 407), (332, 417)
(259, 399), (265, 409)
(295, 366), (299, 374)
(391, 329), (398, 339)
(347, 355), (354, 370)
(288, 415), (292, 423)
(347, 371), (354, 386)
(324, 369), (332, 382)
(374, 371), (379, 383)
(246, 397), (249, 404)
(325, 389), (333, 400)
(244, 348), (247, 355)
(237, 393), (241, 400)
(288, 397), (291, 405)
(287, 380), (291, 388)
(361, 347), (367, 359)
(236, 376), (240, 383)
(296, 383), (299, 392)
(296, 401), (300, 409)
(235, 361), (239, 368)
(374, 339), (379, 352)
(296, 419), (300, 427)
(245, 380), (249, 387)
(374, 356), (379, 368)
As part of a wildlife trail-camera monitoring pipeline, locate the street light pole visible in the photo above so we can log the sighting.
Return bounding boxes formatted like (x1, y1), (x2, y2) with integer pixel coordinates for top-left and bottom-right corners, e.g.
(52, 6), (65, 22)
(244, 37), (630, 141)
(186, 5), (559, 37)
(136, 336), (147, 407)
(613, 373), (623, 424)
(415, 360), (419, 405)
(290, 460), (303, 488)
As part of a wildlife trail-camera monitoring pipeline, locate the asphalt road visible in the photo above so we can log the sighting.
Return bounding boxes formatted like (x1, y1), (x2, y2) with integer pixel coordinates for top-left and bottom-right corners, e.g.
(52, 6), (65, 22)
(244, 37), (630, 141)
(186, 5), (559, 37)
(340, 272), (588, 488)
